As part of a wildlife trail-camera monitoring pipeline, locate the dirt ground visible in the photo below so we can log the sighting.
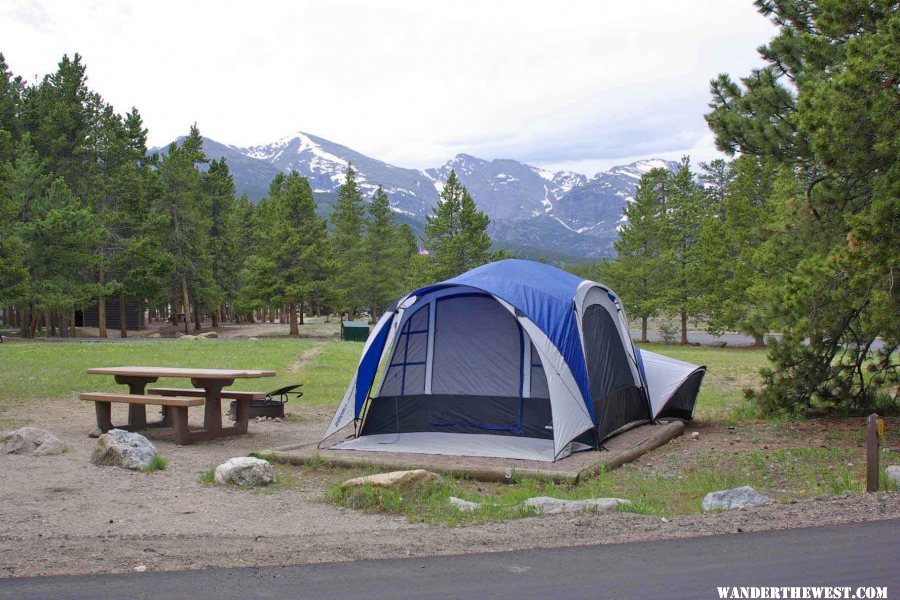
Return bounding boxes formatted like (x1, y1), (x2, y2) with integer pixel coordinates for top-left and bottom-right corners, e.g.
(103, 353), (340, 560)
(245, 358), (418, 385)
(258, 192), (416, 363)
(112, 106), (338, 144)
(1, 398), (898, 579)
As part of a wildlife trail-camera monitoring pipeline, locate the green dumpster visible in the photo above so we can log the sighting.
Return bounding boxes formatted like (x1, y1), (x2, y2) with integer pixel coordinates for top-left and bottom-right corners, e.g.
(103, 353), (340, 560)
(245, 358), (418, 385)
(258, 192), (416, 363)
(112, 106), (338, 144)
(341, 320), (370, 342)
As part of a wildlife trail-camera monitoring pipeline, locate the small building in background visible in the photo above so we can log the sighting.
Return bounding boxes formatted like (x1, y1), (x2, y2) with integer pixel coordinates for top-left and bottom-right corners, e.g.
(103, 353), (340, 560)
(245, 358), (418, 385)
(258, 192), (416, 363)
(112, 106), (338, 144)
(76, 297), (141, 331)
(340, 320), (370, 342)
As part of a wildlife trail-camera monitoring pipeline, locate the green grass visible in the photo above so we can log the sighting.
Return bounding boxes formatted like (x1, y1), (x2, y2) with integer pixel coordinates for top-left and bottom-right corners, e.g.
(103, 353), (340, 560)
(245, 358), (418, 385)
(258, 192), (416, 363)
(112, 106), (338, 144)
(1, 336), (768, 422)
(200, 468), (216, 484)
(141, 454), (169, 473)
(328, 442), (896, 524)
(0, 339), (315, 403)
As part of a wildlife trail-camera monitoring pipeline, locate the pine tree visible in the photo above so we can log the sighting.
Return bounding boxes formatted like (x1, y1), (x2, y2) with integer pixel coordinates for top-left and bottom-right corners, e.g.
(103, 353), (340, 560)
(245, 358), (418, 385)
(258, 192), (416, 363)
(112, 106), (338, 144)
(697, 156), (776, 346)
(660, 157), (709, 345)
(23, 178), (105, 336)
(706, 0), (899, 412)
(329, 164), (367, 318)
(156, 125), (212, 333)
(0, 53), (24, 165)
(203, 158), (242, 327)
(607, 167), (671, 342)
(265, 172), (329, 335)
(424, 170), (491, 280)
(363, 186), (410, 318)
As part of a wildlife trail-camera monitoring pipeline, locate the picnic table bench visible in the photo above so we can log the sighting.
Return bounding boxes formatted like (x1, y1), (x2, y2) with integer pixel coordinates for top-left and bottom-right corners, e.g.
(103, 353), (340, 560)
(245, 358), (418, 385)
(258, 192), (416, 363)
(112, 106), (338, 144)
(80, 366), (275, 445)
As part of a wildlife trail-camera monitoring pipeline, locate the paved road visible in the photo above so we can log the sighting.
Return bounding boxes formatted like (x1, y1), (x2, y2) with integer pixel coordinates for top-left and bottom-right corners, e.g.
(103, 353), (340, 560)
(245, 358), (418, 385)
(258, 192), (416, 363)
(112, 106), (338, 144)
(4, 520), (898, 600)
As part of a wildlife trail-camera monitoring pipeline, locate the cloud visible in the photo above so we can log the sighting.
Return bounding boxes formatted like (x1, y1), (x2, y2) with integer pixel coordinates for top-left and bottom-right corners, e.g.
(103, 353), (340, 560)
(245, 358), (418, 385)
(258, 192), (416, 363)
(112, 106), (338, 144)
(2, 0), (776, 173)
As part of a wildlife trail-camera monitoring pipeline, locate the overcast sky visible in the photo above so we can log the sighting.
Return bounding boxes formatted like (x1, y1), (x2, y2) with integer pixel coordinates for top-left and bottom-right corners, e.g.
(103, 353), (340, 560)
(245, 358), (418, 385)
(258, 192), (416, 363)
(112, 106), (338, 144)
(3, 0), (775, 175)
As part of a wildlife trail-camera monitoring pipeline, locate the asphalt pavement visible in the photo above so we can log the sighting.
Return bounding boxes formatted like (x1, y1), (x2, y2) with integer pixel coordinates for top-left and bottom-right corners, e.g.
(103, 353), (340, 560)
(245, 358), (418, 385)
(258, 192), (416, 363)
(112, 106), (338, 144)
(3, 519), (898, 600)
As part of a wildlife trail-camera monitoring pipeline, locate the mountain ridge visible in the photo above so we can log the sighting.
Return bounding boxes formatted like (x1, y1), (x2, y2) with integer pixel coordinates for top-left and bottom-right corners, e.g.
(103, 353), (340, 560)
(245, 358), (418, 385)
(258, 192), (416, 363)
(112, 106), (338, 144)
(151, 132), (678, 261)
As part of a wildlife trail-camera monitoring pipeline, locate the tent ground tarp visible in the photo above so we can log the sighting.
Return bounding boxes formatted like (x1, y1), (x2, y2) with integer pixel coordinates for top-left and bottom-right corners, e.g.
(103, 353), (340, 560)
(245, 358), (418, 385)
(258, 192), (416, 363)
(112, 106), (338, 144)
(331, 432), (592, 462)
(282, 421), (686, 483)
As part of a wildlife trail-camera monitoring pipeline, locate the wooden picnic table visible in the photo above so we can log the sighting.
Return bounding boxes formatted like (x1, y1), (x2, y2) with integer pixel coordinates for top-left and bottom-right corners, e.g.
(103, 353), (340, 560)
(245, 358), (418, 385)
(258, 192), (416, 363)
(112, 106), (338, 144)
(82, 366), (276, 444)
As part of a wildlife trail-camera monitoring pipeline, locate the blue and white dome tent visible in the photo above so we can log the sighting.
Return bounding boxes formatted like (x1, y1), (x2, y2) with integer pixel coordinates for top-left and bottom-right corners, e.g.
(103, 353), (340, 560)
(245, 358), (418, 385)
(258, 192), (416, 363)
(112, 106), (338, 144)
(323, 259), (705, 462)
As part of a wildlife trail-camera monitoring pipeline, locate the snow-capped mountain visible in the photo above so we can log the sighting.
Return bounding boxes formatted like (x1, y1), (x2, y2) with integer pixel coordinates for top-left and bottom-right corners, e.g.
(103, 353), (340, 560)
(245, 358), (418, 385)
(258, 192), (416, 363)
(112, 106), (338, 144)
(153, 132), (678, 261)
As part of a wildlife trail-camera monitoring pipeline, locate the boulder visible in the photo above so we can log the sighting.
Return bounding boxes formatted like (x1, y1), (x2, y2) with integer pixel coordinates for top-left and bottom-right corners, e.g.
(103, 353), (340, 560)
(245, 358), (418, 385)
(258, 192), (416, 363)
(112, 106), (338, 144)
(1, 427), (65, 456)
(91, 429), (158, 471)
(886, 465), (900, 487)
(702, 486), (773, 512)
(341, 469), (443, 490)
(522, 496), (628, 515)
(449, 496), (482, 512)
(197, 331), (218, 339)
(146, 333), (161, 338)
(178, 334), (198, 340)
(214, 456), (276, 486)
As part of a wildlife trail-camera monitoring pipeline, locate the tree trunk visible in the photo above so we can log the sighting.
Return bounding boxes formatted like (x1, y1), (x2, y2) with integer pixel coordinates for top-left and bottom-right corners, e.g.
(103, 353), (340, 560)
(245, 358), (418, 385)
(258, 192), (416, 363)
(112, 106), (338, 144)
(19, 304), (28, 338)
(48, 310), (56, 337)
(298, 303), (304, 325)
(641, 317), (648, 343)
(753, 333), (765, 347)
(211, 303), (220, 329)
(60, 310), (69, 337)
(680, 310), (688, 345)
(97, 265), (107, 338)
(180, 274), (192, 334)
(119, 293), (128, 338)
(289, 302), (299, 336)
(193, 303), (202, 332)
(29, 303), (38, 338)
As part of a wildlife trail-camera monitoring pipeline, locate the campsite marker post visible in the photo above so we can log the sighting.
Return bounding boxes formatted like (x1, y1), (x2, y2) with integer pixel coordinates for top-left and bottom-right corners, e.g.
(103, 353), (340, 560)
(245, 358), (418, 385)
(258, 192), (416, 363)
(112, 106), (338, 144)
(866, 413), (881, 493)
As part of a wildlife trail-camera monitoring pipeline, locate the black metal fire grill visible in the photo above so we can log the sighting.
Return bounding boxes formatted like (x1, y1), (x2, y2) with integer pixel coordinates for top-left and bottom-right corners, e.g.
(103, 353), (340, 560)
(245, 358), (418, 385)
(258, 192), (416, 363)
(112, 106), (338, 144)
(230, 384), (303, 420)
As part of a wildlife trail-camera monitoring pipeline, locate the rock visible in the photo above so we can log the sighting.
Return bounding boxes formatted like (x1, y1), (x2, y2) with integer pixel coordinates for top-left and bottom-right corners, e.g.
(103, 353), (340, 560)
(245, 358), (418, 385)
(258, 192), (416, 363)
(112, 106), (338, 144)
(701, 486), (773, 512)
(91, 429), (158, 471)
(178, 334), (198, 340)
(197, 331), (218, 339)
(341, 469), (443, 490)
(690, 431), (700, 440)
(1, 427), (65, 456)
(134, 565), (147, 573)
(449, 496), (482, 512)
(886, 465), (900, 487)
(214, 457), (276, 487)
(522, 496), (629, 515)
(147, 333), (161, 338)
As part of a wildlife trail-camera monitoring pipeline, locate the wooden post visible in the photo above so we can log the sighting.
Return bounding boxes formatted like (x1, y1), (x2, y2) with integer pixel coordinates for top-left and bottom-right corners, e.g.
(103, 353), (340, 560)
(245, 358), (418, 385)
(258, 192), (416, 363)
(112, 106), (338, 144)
(866, 413), (880, 493)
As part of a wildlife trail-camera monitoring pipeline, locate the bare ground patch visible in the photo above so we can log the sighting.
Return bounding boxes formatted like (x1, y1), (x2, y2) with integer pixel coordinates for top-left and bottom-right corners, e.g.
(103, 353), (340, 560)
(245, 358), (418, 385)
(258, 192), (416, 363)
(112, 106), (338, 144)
(1, 397), (898, 578)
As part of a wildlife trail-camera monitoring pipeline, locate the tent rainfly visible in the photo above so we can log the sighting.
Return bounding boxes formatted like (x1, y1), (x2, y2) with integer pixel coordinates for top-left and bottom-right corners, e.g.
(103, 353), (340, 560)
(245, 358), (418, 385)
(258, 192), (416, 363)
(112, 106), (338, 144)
(323, 259), (706, 462)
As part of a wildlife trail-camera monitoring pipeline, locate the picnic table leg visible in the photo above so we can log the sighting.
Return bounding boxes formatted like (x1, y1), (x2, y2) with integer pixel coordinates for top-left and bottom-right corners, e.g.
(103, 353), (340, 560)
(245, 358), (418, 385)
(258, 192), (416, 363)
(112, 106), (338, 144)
(170, 406), (192, 445)
(114, 375), (158, 429)
(192, 378), (234, 439)
(95, 401), (114, 432)
(233, 398), (250, 434)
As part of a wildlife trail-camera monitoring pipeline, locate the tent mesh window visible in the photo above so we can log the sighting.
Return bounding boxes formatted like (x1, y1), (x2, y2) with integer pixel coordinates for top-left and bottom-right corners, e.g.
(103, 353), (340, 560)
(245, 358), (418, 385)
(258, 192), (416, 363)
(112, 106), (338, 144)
(379, 304), (429, 396)
(582, 304), (650, 440)
(361, 294), (554, 440)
